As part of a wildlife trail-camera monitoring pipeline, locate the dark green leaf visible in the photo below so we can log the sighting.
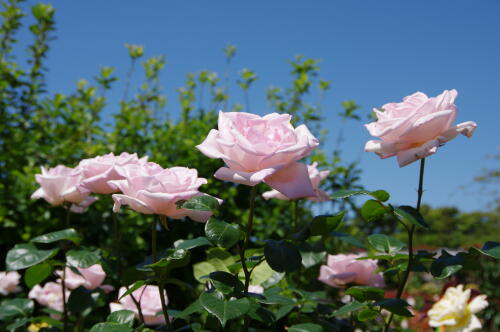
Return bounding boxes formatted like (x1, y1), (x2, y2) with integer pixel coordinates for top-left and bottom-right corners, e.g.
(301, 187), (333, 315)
(361, 200), (387, 222)
(205, 219), (242, 248)
(203, 271), (243, 295)
(146, 248), (190, 273)
(179, 195), (219, 212)
(6, 244), (59, 270)
(6, 317), (30, 331)
(288, 323), (324, 332)
(0, 298), (34, 320)
(171, 300), (203, 320)
(66, 249), (101, 268)
(370, 190), (390, 202)
(330, 232), (366, 248)
(393, 205), (429, 229)
(199, 291), (250, 327)
(174, 237), (212, 250)
(67, 287), (97, 314)
(310, 211), (345, 236)
(107, 309), (135, 327)
(367, 234), (405, 255)
(345, 286), (384, 302)
(331, 301), (365, 316)
(31, 228), (81, 245)
(24, 262), (52, 288)
(331, 190), (372, 199)
(247, 299), (275, 324)
(89, 322), (133, 332)
(298, 242), (326, 268)
(264, 240), (302, 273)
(474, 241), (500, 259)
(374, 299), (412, 317)
(357, 308), (379, 321)
(430, 250), (464, 279)
(119, 280), (146, 300)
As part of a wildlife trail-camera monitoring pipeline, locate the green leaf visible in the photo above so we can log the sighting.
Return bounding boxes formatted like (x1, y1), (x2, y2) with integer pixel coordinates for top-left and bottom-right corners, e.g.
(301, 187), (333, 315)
(374, 298), (412, 317)
(345, 286), (384, 302)
(264, 240), (302, 273)
(367, 234), (405, 255)
(179, 195), (219, 212)
(199, 291), (250, 327)
(474, 241), (500, 259)
(6, 317), (30, 331)
(205, 219), (242, 248)
(174, 237), (212, 250)
(430, 250), (464, 279)
(0, 298), (34, 321)
(203, 271), (244, 295)
(288, 323), (324, 332)
(330, 232), (366, 248)
(330, 190), (372, 199)
(298, 242), (326, 268)
(24, 262), (52, 288)
(171, 300), (203, 320)
(310, 211), (345, 236)
(146, 248), (190, 273)
(89, 322), (133, 332)
(370, 190), (390, 202)
(107, 309), (135, 327)
(331, 301), (365, 316)
(31, 228), (81, 245)
(247, 299), (276, 324)
(393, 205), (429, 229)
(357, 308), (379, 321)
(6, 243), (59, 270)
(361, 200), (387, 222)
(66, 249), (101, 268)
(119, 280), (146, 300)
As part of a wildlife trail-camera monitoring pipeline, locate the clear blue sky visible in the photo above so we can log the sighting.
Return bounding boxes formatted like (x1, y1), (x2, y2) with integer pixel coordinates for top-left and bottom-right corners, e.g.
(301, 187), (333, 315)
(17, 0), (500, 211)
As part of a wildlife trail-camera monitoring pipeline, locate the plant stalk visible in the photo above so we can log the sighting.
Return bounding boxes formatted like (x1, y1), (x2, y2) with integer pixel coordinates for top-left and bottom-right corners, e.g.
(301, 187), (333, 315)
(384, 158), (425, 331)
(154, 216), (172, 332)
(62, 266), (68, 332)
(240, 186), (257, 293)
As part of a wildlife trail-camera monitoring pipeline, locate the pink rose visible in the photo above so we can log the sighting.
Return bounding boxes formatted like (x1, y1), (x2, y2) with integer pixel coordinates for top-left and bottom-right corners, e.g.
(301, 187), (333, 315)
(56, 264), (110, 291)
(262, 162), (330, 202)
(29, 282), (69, 317)
(318, 254), (385, 288)
(77, 152), (148, 194)
(248, 285), (264, 294)
(364, 90), (476, 167)
(31, 165), (96, 213)
(196, 111), (319, 199)
(110, 165), (219, 222)
(0, 271), (21, 295)
(110, 285), (167, 326)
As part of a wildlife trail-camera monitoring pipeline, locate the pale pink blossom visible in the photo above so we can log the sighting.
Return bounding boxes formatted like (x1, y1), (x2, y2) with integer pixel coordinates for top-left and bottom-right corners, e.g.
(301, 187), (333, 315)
(196, 111), (319, 199)
(110, 165), (219, 222)
(110, 285), (167, 326)
(248, 285), (264, 294)
(318, 254), (385, 288)
(31, 165), (96, 213)
(262, 162), (330, 202)
(29, 282), (69, 317)
(77, 152), (149, 194)
(365, 90), (476, 167)
(56, 264), (111, 291)
(0, 271), (21, 295)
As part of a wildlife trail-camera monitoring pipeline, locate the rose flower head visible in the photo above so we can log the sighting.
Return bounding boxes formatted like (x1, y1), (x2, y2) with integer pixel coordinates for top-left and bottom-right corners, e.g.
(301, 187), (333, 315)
(365, 90), (476, 167)
(110, 164), (219, 222)
(262, 162), (330, 202)
(31, 165), (96, 213)
(318, 253), (385, 288)
(428, 284), (488, 332)
(196, 111), (319, 199)
(0, 271), (22, 295)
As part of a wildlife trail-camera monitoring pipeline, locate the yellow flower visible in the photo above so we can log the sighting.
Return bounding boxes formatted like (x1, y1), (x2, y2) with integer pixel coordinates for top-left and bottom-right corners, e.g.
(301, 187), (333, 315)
(428, 285), (488, 332)
(27, 322), (50, 332)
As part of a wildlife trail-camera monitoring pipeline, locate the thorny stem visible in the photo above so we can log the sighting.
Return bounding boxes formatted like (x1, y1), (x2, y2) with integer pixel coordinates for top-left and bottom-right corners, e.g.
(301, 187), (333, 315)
(154, 216), (172, 332)
(384, 158), (425, 331)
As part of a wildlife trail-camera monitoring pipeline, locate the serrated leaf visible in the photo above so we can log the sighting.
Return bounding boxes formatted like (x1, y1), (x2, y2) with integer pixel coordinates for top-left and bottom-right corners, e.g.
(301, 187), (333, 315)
(174, 237), (212, 250)
(66, 249), (101, 268)
(199, 291), (250, 327)
(367, 234), (405, 255)
(357, 308), (379, 321)
(205, 219), (242, 248)
(430, 250), (464, 279)
(361, 200), (387, 222)
(203, 271), (243, 295)
(107, 309), (135, 327)
(24, 262), (52, 288)
(89, 322), (133, 332)
(146, 248), (190, 273)
(374, 298), (412, 317)
(288, 323), (324, 332)
(119, 280), (146, 300)
(179, 195), (219, 212)
(370, 190), (390, 202)
(310, 211), (345, 236)
(0, 298), (34, 320)
(393, 205), (429, 229)
(345, 286), (384, 302)
(6, 244), (58, 270)
(264, 240), (302, 273)
(331, 301), (365, 316)
(474, 241), (500, 259)
(31, 228), (81, 244)
(67, 287), (98, 314)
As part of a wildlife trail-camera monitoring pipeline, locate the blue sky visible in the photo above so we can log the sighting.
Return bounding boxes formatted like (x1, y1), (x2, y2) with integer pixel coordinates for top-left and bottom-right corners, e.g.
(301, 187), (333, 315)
(17, 0), (500, 211)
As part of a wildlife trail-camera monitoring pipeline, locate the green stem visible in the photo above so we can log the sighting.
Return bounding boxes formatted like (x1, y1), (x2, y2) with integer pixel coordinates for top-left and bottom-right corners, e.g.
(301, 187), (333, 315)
(62, 265), (68, 332)
(384, 158), (425, 331)
(154, 216), (172, 332)
(240, 186), (257, 293)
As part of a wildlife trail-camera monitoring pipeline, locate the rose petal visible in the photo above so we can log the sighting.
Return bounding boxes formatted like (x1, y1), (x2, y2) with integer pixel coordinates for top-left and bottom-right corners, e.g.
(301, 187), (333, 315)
(214, 167), (277, 186)
(196, 129), (230, 160)
(399, 109), (456, 144)
(439, 121), (477, 142)
(112, 194), (154, 214)
(396, 139), (440, 167)
(264, 162), (314, 199)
